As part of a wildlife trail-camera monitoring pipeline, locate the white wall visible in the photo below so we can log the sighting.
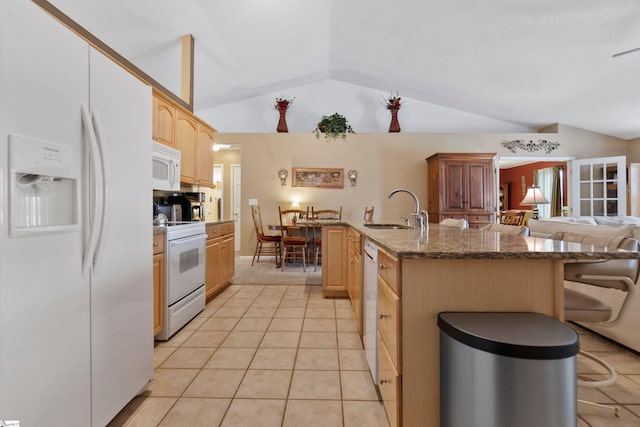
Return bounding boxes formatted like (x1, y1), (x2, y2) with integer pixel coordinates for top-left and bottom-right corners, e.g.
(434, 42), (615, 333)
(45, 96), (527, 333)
(197, 79), (534, 134)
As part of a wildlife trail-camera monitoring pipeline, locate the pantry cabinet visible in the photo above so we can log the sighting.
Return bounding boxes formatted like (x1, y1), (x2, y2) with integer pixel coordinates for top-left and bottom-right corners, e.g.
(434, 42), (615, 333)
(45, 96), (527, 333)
(426, 152), (496, 228)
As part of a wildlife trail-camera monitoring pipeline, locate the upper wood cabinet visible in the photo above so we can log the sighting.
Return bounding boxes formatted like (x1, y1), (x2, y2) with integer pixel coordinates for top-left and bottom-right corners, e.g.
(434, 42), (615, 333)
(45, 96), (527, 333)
(175, 110), (198, 184)
(152, 96), (175, 147)
(426, 153), (496, 228)
(152, 90), (216, 187)
(197, 123), (215, 186)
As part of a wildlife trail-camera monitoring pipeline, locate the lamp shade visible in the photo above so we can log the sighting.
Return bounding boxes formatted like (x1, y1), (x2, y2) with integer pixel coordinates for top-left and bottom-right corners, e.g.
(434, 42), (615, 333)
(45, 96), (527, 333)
(520, 186), (550, 205)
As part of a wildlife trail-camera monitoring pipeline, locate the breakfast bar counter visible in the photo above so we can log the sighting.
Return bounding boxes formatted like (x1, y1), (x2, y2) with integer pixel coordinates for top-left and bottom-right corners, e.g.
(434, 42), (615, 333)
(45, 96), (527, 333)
(345, 222), (639, 427)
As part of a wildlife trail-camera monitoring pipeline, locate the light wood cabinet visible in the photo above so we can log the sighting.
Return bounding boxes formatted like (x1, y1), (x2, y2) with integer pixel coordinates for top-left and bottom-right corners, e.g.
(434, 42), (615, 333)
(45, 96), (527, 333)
(197, 123), (215, 186)
(152, 90), (216, 187)
(347, 228), (363, 336)
(321, 225), (348, 298)
(426, 152), (496, 229)
(377, 248), (401, 427)
(205, 222), (235, 300)
(152, 233), (165, 336)
(175, 110), (198, 184)
(152, 95), (175, 147)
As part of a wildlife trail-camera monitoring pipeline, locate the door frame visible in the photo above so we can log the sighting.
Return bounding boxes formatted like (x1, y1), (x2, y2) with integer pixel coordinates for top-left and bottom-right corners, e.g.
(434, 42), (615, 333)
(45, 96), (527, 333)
(231, 163), (241, 251)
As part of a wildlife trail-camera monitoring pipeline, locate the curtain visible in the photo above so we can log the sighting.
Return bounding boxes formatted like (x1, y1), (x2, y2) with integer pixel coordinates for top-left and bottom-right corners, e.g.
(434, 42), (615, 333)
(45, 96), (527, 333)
(551, 166), (563, 217)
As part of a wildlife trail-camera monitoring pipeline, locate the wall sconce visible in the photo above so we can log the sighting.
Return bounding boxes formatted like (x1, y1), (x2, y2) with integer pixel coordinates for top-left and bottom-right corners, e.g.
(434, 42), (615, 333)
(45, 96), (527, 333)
(278, 168), (288, 189)
(347, 170), (358, 187)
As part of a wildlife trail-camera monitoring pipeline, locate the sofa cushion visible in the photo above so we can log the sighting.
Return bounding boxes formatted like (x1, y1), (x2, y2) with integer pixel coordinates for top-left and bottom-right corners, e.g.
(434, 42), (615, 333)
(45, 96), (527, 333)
(480, 223), (529, 236)
(528, 219), (635, 239)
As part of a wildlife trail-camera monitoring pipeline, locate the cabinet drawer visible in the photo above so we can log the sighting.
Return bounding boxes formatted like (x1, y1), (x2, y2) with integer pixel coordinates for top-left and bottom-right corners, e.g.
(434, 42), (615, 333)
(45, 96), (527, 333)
(378, 333), (401, 427)
(378, 277), (401, 372)
(378, 249), (400, 295)
(467, 214), (493, 222)
(206, 222), (235, 239)
(348, 228), (361, 251)
(153, 233), (164, 255)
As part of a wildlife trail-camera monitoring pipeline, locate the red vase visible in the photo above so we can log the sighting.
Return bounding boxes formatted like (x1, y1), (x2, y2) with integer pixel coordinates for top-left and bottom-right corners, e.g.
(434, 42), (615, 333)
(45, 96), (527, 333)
(277, 109), (288, 133)
(389, 108), (401, 133)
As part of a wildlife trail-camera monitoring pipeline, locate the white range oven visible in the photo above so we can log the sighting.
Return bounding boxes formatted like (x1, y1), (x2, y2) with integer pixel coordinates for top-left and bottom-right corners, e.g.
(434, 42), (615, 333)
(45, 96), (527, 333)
(155, 221), (206, 340)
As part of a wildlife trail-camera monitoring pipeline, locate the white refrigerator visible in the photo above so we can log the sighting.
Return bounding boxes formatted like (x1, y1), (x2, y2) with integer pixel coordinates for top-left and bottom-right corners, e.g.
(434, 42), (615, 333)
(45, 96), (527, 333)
(0, 2), (153, 426)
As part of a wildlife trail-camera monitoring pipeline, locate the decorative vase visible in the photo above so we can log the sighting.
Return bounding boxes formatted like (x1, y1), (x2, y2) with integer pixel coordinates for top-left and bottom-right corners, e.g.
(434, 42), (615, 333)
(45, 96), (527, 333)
(389, 108), (401, 133)
(277, 109), (288, 133)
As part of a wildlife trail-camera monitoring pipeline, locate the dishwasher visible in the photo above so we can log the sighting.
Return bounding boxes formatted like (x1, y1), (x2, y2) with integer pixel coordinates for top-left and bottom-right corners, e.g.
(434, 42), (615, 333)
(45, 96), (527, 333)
(363, 239), (379, 384)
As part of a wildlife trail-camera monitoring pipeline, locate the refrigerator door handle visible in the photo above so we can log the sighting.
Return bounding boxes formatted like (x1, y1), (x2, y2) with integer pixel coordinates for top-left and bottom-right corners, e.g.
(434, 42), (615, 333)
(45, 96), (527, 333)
(81, 104), (104, 276)
(90, 108), (109, 272)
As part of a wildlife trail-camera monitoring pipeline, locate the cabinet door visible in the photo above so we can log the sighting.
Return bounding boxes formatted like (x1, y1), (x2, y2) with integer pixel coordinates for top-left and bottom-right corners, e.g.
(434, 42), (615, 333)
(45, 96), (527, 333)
(322, 226), (348, 296)
(467, 162), (492, 211)
(205, 237), (222, 299)
(175, 110), (197, 183)
(442, 161), (466, 211)
(197, 123), (215, 186)
(153, 253), (164, 336)
(221, 234), (235, 283)
(153, 95), (175, 147)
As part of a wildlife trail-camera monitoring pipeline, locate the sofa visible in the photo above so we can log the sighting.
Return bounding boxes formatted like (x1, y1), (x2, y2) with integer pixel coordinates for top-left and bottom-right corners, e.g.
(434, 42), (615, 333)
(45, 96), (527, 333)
(529, 217), (640, 352)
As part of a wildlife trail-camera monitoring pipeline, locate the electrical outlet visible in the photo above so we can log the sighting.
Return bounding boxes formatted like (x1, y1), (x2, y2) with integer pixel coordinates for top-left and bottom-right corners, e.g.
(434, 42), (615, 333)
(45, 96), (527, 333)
(248, 198), (258, 206)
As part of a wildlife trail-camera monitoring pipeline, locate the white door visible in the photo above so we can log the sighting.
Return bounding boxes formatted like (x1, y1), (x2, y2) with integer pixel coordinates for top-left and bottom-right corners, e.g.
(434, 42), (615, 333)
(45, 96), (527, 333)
(232, 164), (242, 251)
(571, 156), (626, 217)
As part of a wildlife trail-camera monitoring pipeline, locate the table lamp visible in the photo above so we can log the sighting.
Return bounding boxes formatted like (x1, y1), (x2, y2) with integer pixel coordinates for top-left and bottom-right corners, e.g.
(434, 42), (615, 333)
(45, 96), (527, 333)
(520, 186), (549, 220)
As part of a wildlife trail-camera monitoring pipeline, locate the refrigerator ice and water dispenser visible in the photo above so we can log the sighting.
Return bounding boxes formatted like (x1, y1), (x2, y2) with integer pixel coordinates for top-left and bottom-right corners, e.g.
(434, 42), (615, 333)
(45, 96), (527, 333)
(9, 134), (80, 236)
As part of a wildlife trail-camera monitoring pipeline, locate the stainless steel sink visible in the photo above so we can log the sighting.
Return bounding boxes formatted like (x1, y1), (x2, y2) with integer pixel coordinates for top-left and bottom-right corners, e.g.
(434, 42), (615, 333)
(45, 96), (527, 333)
(363, 223), (410, 230)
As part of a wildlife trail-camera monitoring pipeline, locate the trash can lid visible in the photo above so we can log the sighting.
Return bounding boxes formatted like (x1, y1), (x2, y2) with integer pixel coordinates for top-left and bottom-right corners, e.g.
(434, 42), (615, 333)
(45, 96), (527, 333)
(438, 312), (579, 360)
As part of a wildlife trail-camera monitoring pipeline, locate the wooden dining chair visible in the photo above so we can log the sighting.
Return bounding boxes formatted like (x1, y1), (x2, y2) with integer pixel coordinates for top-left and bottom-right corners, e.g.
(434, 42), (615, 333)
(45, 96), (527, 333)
(364, 206), (374, 223)
(278, 206), (309, 271)
(310, 207), (343, 271)
(250, 205), (281, 267)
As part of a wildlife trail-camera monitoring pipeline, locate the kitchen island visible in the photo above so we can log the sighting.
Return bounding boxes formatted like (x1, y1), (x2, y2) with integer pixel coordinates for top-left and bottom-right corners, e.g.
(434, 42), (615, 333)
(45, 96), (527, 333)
(344, 223), (639, 427)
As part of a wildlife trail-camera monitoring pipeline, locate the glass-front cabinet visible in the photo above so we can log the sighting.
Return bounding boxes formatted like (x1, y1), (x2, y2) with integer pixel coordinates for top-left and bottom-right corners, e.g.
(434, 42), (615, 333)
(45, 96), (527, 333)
(571, 156), (626, 217)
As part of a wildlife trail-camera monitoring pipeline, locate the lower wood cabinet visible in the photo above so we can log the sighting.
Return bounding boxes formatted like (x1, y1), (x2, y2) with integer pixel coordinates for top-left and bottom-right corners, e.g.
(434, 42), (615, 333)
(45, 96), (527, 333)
(347, 228), (363, 335)
(321, 225), (348, 298)
(205, 222), (235, 300)
(377, 248), (402, 427)
(152, 233), (165, 336)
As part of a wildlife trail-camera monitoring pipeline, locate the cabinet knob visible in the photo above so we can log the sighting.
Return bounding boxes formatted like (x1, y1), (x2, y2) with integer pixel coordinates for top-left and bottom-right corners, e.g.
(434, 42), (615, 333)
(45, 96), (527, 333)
(379, 378), (389, 385)
(379, 313), (388, 319)
(350, 260), (356, 264)
(379, 263), (387, 270)
(153, 242), (159, 247)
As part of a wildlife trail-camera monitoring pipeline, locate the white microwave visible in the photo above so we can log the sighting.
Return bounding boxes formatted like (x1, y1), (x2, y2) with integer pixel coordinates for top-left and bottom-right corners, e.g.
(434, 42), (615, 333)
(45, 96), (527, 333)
(152, 141), (180, 191)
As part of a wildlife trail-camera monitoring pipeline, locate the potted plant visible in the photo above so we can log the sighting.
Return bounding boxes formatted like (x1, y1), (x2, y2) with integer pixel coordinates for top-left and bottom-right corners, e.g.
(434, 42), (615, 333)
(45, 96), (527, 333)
(313, 113), (355, 140)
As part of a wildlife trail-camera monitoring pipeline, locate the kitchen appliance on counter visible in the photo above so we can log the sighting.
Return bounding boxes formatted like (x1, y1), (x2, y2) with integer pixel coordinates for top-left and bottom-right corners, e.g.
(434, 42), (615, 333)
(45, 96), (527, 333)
(155, 221), (206, 340)
(168, 192), (205, 221)
(0, 2), (153, 425)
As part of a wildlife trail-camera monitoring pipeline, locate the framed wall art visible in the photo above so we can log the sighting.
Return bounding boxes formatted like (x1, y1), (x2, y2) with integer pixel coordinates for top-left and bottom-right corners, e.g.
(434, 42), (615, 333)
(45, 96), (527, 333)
(292, 168), (344, 189)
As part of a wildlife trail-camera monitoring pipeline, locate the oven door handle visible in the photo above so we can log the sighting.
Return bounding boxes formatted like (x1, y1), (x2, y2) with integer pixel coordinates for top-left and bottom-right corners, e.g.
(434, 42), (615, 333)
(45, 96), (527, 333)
(169, 234), (206, 248)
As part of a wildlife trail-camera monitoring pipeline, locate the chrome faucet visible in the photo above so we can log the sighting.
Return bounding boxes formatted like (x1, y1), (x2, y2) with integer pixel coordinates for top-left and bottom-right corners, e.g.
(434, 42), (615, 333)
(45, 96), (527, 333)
(388, 188), (427, 230)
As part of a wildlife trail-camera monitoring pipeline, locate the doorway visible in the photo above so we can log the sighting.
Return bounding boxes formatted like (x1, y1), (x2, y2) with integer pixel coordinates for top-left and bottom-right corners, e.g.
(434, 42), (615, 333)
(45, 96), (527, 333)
(497, 156), (572, 219)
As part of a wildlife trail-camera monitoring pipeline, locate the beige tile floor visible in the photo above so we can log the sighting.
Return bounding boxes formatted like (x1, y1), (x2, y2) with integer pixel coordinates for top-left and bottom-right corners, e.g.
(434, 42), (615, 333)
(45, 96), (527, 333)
(109, 284), (390, 427)
(108, 283), (640, 427)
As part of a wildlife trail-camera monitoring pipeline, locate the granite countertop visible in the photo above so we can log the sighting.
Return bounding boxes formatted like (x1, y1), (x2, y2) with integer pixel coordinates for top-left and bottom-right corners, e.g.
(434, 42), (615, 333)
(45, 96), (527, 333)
(347, 222), (640, 261)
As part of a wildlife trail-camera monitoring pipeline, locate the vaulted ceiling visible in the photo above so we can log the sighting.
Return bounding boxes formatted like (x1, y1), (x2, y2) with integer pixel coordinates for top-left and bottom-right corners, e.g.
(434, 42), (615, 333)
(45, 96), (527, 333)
(48, 0), (640, 139)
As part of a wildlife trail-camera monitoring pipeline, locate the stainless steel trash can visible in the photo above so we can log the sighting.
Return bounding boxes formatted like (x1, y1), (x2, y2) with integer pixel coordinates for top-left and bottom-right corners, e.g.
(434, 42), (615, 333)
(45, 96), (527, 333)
(438, 312), (579, 427)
